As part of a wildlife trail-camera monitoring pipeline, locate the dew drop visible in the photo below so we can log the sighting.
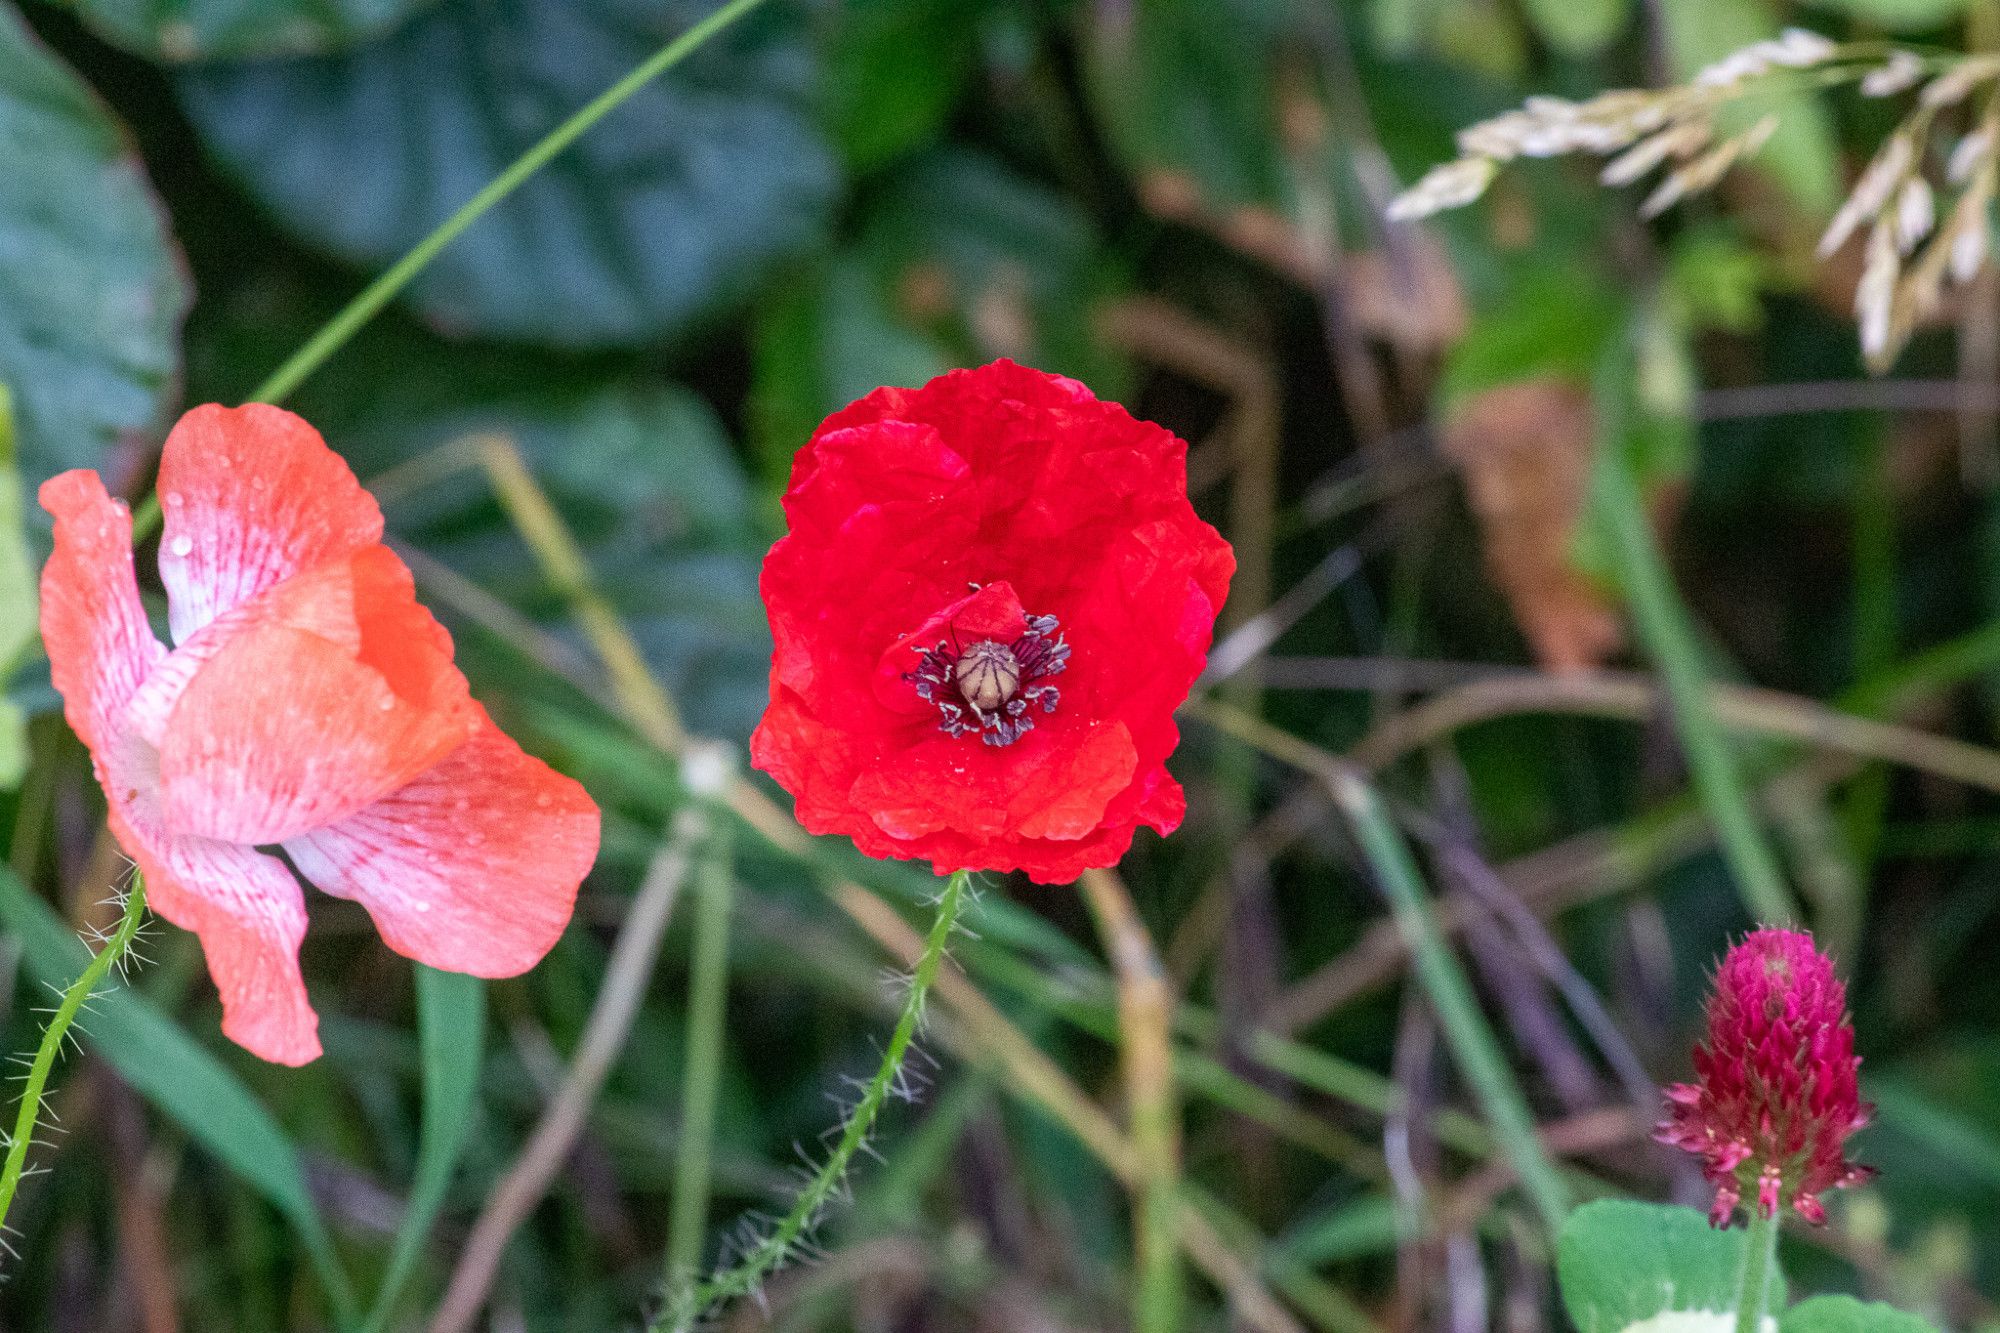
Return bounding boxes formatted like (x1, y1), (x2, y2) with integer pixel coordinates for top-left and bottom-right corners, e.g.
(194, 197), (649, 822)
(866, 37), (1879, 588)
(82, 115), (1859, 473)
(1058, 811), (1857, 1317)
(163, 491), (183, 508)
(413, 900), (431, 913)
(168, 535), (193, 558)
(377, 695), (396, 710)
(535, 793), (552, 808)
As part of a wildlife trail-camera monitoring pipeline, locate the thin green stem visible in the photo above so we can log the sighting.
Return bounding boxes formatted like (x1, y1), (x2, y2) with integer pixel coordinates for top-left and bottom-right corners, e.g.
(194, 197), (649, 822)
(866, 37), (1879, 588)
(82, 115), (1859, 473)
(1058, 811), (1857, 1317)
(129, 0), (771, 543)
(655, 870), (970, 1331)
(1593, 435), (1801, 927)
(665, 821), (734, 1284)
(1080, 870), (1182, 1333)
(0, 876), (147, 1232)
(1734, 1207), (1781, 1333)
(1330, 774), (1571, 1233)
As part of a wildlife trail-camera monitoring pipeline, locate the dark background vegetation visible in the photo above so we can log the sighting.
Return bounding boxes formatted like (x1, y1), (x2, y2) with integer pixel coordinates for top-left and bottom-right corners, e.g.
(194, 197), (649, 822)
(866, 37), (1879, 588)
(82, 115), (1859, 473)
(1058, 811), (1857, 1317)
(2, 0), (1999, 1328)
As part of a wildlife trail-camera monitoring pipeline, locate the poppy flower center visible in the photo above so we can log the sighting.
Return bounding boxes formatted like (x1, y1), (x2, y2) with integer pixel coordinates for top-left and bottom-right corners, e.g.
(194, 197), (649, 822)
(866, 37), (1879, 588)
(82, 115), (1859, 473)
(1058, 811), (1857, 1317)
(907, 609), (1069, 747)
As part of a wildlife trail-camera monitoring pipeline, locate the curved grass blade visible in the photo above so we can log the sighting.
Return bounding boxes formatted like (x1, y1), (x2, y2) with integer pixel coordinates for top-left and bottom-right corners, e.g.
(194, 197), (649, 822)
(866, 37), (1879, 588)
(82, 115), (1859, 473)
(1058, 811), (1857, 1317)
(362, 966), (485, 1332)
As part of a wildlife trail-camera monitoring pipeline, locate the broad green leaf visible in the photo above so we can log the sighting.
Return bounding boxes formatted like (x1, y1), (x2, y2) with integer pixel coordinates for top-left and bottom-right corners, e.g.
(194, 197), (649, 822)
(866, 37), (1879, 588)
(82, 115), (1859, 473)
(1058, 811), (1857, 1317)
(1087, 0), (1290, 211)
(1783, 1296), (1942, 1333)
(1557, 1200), (1787, 1333)
(178, 0), (838, 348)
(0, 5), (187, 490)
(750, 254), (952, 488)
(362, 967), (484, 1332)
(1802, 0), (1970, 32)
(1435, 267), (1624, 412)
(1658, 0), (1839, 214)
(0, 869), (356, 1321)
(820, 0), (981, 171)
(0, 385), (32, 788)
(1520, 0), (1631, 56)
(70, 0), (442, 62)
(751, 150), (1125, 488)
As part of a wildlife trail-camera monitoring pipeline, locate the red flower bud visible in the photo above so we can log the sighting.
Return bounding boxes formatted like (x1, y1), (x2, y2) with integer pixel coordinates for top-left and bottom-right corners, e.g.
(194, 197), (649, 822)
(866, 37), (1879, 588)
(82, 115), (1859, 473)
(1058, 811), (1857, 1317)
(1655, 928), (1875, 1227)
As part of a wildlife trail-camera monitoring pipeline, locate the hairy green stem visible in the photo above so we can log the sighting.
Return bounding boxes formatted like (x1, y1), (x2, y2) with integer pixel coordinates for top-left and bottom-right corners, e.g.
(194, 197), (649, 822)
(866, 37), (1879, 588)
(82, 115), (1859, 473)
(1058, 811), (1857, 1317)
(1330, 774), (1571, 1232)
(130, 0), (770, 543)
(0, 876), (147, 1233)
(1593, 434), (1801, 927)
(665, 821), (734, 1283)
(655, 870), (969, 1330)
(1734, 1207), (1781, 1333)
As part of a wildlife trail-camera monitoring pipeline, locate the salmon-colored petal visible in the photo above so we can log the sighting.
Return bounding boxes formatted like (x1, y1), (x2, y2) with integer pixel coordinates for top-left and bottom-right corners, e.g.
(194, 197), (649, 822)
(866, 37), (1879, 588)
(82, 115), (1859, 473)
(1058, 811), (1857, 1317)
(285, 711), (597, 978)
(110, 810), (317, 1066)
(157, 546), (474, 845)
(38, 472), (167, 755)
(157, 404), (383, 645)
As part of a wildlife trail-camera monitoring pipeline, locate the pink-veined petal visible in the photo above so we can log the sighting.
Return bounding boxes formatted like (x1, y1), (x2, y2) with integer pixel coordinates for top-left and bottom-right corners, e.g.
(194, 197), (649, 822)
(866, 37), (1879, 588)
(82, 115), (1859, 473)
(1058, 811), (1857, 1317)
(154, 546), (475, 845)
(157, 404), (382, 645)
(285, 711), (597, 978)
(110, 809), (317, 1065)
(38, 471), (167, 754)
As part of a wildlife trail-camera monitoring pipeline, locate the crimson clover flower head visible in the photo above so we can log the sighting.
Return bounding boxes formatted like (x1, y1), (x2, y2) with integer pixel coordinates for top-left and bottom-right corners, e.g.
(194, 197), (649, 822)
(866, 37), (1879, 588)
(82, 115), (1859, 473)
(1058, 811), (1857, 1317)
(1655, 928), (1875, 1227)
(750, 360), (1234, 884)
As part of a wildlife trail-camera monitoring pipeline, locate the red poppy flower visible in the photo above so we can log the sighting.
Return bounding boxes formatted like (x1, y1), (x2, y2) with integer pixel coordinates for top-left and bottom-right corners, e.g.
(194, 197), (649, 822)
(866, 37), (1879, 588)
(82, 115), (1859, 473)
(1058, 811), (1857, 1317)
(751, 361), (1234, 884)
(39, 405), (599, 1065)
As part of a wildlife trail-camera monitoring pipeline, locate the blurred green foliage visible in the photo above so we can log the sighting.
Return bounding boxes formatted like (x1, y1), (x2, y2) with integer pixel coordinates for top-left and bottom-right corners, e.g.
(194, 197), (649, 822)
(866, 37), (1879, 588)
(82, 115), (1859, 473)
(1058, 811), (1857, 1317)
(1, 0), (1999, 1328)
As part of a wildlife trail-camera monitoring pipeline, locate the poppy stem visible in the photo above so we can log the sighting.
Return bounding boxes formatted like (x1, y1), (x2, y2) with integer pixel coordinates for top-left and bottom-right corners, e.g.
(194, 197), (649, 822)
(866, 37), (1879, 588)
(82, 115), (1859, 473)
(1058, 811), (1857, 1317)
(0, 873), (147, 1235)
(664, 819), (734, 1284)
(653, 869), (970, 1331)
(128, 0), (771, 544)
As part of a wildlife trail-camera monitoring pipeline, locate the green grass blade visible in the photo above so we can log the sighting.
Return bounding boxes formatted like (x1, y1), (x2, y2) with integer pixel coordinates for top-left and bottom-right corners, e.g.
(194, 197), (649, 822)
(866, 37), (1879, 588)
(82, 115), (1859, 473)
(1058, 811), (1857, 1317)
(362, 966), (485, 1332)
(0, 868), (358, 1324)
(1591, 337), (1800, 927)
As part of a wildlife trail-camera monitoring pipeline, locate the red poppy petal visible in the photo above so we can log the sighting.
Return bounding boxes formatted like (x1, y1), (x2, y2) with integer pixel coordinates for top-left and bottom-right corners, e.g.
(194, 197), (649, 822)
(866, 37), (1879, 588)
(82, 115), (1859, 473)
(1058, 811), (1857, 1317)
(157, 547), (474, 845)
(157, 404), (383, 645)
(284, 712), (597, 977)
(37, 471), (167, 754)
(111, 810), (317, 1066)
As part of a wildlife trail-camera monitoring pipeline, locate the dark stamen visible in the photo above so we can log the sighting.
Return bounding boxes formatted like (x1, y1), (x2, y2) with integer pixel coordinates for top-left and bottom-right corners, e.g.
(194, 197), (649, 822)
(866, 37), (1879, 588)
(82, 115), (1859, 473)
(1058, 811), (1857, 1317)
(904, 602), (1069, 746)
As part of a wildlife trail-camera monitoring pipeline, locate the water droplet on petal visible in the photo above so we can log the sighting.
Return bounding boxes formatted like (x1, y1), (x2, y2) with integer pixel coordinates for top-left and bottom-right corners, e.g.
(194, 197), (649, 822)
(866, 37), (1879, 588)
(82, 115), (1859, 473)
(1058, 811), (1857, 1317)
(377, 695), (395, 710)
(535, 792), (552, 808)
(163, 491), (183, 507)
(168, 535), (192, 557)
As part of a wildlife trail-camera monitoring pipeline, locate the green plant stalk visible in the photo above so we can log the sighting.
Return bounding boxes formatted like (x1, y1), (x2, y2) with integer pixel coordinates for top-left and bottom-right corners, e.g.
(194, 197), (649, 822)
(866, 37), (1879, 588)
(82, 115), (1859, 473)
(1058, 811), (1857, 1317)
(128, 0), (772, 543)
(1593, 440), (1800, 927)
(1734, 1207), (1780, 1333)
(1330, 774), (1571, 1233)
(665, 821), (734, 1283)
(656, 869), (970, 1331)
(1080, 870), (1182, 1333)
(0, 876), (147, 1232)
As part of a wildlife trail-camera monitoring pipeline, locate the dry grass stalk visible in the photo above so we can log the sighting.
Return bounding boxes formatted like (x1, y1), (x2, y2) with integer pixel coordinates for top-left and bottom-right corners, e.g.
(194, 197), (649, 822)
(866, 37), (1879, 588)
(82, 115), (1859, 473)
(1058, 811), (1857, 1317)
(1391, 33), (2000, 370)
